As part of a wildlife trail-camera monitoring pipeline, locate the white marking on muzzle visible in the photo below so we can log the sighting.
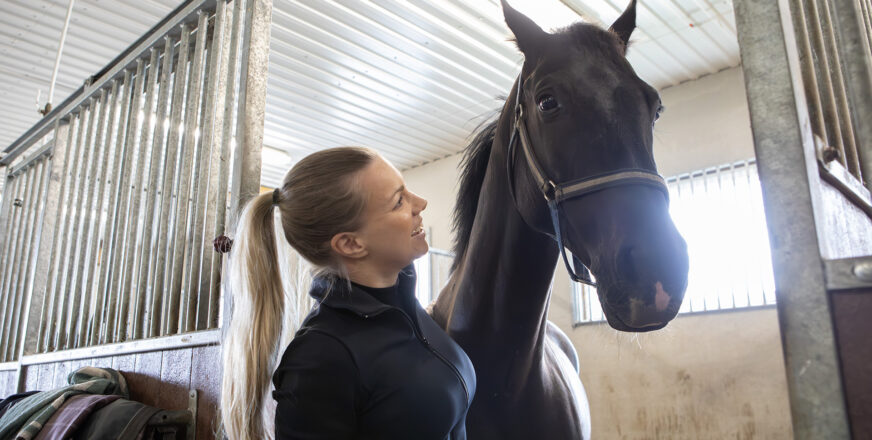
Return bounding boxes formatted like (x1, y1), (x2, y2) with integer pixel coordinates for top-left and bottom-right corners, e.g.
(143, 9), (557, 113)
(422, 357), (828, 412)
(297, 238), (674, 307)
(654, 281), (671, 312)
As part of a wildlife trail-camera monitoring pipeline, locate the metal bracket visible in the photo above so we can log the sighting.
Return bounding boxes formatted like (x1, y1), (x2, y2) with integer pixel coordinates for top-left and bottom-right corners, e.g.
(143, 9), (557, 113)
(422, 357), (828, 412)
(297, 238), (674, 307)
(824, 256), (872, 291)
(187, 389), (198, 440)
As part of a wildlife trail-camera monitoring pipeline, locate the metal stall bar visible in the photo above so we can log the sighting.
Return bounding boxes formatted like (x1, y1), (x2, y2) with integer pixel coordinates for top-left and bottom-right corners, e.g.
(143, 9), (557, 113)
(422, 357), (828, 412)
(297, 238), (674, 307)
(0, 177), (14, 358)
(792, 0), (831, 152)
(815, 0), (862, 178)
(119, 48), (161, 342)
(4, 164), (39, 361)
(191, 2), (236, 330)
(223, 0), (272, 330)
(0, 174), (14, 283)
(72, 90), (110, 348)
(84, 81), (120, 346)
(181, 10), (215, 333)
(62, 97), (100, 350)
(153, 25), (191, 338)
(802, 0), (850, 168)
(210, 0), (245, 329)
(97, 72), (135, 345)
(0, 175), (22, 341)
(186, 2), (229, 332)
(860, 0), (872, 47)
(734, 0), (851, 437)
(7, 160), (49, 361)
(166, 11), (209, 336)
(40, 115), (80, 352)
(109, 60), (147, 343)
(830, 0), (872, 188)
(51, 106), (90, 351)
(27, 121), (70, 356)
(0, 176), (25, 361)
(133, 38), (175, 340)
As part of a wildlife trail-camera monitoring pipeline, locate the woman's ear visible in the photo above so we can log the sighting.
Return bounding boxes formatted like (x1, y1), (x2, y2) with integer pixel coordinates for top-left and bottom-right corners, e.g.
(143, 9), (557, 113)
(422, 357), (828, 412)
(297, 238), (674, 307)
(331, 232), (368, 259)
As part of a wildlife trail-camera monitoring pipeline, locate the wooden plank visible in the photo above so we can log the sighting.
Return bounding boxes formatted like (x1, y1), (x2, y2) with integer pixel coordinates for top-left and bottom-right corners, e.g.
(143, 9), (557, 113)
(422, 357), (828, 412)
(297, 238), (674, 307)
(158, 347), (192, 410)
(53, 360), (72, 389)
(0, 370), (14, 397)
(131, 350), (162, 407)
(191, 344), (221, 440)
(35, 363), (56, 391)
(112, 353), (136, 372)
(111, 354), (136, 398)
(23, 365), (38, 391)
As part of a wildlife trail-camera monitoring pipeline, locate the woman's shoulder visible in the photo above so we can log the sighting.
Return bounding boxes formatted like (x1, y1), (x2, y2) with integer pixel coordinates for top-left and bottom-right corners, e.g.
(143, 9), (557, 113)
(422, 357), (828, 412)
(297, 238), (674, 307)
(275, 328), (359, 378)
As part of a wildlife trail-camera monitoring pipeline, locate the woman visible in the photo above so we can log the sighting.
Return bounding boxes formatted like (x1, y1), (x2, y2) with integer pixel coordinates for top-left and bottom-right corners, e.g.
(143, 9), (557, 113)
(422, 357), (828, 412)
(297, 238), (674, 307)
(220, 147), (476, 440)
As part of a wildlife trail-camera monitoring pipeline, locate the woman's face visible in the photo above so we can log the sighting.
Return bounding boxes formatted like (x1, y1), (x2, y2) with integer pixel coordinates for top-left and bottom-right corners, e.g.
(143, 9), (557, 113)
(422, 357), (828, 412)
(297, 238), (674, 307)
(354, 155), (429, 271)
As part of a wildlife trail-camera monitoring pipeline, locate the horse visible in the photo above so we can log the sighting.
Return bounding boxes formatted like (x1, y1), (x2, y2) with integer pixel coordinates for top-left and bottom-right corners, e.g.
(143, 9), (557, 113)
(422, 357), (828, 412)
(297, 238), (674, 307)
(428, 1), (690, 438)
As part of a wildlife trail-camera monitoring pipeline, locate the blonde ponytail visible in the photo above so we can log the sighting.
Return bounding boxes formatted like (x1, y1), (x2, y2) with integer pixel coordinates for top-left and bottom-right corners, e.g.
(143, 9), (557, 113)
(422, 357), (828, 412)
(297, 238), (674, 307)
(220, 146), (378, 439)
(220, 192), (301, 440)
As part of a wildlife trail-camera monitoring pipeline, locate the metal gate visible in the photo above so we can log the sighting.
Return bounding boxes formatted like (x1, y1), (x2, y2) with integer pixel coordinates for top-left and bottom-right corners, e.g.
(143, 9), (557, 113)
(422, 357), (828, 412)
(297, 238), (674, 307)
(734, 0), (872, 438)
(0, 0), (271, 403)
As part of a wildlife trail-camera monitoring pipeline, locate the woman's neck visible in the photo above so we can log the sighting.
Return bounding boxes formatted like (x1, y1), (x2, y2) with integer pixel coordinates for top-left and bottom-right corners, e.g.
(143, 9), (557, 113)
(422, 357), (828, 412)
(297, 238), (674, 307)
(345, 262), (401, 288)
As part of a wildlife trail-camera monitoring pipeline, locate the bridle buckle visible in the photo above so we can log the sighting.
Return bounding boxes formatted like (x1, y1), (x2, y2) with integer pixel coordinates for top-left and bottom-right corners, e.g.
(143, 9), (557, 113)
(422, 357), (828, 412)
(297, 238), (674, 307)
(543, 180), (557, 202)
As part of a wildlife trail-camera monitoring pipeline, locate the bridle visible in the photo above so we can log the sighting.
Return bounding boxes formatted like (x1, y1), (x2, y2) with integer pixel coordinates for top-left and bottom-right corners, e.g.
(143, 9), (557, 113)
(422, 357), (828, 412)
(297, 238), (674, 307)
(505, 75), (669, 287)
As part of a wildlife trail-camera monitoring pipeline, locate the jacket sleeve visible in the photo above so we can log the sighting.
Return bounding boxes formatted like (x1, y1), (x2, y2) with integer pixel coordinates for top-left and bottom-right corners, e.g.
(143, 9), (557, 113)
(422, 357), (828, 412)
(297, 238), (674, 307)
(272, 330), (360, 439)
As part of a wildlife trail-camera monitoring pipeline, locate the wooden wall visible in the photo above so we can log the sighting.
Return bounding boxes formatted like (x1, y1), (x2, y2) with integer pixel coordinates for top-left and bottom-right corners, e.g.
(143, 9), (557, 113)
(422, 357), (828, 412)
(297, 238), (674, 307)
(0, 369), (16, 397)
(3, 344), (221, 439)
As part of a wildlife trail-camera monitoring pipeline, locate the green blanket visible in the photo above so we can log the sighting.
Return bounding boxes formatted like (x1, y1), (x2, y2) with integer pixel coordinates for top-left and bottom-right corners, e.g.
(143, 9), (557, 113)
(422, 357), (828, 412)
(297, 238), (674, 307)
(0, 366), (128, 440)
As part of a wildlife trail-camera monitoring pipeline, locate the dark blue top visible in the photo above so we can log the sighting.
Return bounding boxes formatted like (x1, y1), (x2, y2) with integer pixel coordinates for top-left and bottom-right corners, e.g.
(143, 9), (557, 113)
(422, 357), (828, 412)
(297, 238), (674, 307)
(272, 265), (477, 439)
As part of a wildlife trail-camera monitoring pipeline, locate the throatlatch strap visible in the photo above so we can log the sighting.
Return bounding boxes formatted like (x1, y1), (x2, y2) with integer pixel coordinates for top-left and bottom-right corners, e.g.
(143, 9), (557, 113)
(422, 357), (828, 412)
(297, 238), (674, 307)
(549, 199), (596, 286)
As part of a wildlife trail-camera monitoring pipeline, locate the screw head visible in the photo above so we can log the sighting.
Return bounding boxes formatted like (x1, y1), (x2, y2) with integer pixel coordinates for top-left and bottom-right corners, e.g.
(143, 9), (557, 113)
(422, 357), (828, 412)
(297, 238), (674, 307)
(822, 146), (841, 163)
(853, 262), (872, 282)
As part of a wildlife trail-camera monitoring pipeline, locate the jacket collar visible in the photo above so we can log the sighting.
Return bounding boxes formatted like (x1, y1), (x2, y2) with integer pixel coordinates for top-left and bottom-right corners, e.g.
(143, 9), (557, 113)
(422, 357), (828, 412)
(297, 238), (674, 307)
(309, 265), (418, 317)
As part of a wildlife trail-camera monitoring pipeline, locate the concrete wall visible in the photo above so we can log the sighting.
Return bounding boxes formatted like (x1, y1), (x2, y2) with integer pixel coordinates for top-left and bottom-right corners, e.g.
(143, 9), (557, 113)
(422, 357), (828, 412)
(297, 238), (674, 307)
(403, 67), (793, 439)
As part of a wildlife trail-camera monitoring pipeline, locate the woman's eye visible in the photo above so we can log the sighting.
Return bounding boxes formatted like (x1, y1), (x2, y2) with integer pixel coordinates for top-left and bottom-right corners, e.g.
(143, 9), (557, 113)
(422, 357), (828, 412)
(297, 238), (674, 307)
(537, 95), (559, 112)
(395, 196), (404, 209)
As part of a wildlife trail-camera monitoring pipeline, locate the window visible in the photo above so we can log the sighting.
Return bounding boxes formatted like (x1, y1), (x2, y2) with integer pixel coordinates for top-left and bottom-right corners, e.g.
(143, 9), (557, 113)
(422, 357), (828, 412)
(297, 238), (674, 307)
(572, 159), (776, 324)
(414, 248), (456, 307)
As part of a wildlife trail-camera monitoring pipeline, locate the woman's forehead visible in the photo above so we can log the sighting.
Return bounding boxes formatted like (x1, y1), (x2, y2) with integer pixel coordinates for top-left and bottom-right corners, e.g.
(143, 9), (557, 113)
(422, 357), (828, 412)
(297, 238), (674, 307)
(361, 156), (404, 202)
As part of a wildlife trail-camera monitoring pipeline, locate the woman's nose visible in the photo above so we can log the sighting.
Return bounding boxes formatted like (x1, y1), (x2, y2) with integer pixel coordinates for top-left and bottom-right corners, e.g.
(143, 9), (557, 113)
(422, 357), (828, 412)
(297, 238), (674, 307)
(413, 193), (428, 213)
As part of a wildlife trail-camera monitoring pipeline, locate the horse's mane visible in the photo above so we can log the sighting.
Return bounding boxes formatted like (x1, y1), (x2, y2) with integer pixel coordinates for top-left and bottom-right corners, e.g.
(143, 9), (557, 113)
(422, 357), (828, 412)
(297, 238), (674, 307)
(451, 119), (499, 271)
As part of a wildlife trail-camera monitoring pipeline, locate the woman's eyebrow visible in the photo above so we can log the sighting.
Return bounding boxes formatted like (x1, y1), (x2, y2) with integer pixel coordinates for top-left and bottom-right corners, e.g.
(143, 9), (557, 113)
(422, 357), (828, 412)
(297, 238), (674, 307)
(392, 185), (405, 199)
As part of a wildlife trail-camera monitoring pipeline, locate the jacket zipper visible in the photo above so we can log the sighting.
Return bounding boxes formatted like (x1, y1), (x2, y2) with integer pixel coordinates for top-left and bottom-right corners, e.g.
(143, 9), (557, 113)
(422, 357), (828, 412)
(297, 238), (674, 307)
(341, 305), (471, 405)
(391, 309), (471, 406)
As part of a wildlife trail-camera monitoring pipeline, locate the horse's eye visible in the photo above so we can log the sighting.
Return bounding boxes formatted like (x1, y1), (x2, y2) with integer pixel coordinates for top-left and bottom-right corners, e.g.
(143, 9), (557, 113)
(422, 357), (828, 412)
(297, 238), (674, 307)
(537, 95), (559, 113)
(654, 103), (664, 121)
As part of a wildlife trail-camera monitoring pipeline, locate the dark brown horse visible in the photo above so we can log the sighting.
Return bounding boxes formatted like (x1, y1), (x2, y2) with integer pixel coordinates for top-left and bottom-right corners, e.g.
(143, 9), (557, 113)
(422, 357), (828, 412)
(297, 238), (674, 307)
(429, 1), (689, 438)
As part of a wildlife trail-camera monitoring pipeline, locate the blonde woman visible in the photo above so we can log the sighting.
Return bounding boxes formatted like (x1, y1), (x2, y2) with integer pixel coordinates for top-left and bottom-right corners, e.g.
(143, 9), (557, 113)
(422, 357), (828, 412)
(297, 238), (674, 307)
(220, 147), (476, 440)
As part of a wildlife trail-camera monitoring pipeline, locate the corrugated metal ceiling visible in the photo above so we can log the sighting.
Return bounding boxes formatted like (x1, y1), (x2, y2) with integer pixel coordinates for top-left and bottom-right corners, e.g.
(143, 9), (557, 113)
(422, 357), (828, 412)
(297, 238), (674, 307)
(0, 0), (739, 188)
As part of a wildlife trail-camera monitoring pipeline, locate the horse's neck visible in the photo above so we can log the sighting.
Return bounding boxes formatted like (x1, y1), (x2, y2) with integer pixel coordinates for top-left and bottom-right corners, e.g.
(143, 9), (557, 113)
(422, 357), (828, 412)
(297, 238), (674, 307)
(434, 139), (559, 388)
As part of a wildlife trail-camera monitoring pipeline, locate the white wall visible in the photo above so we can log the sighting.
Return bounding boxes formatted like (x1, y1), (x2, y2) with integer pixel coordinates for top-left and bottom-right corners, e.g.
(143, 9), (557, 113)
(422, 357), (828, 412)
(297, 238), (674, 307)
(403, 67), (793, 439)
(652, 67), (756, 177)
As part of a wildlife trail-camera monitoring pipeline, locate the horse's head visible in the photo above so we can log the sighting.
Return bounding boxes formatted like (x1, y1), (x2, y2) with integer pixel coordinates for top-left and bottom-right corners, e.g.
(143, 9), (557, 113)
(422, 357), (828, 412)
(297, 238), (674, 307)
(502, 0), (689, 332)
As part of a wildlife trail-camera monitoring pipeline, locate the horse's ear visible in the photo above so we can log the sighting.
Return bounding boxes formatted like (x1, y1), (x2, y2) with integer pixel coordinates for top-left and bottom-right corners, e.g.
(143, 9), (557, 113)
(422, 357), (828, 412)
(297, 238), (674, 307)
(609, 0), (637, 53)
(501, 0), (547, 56)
